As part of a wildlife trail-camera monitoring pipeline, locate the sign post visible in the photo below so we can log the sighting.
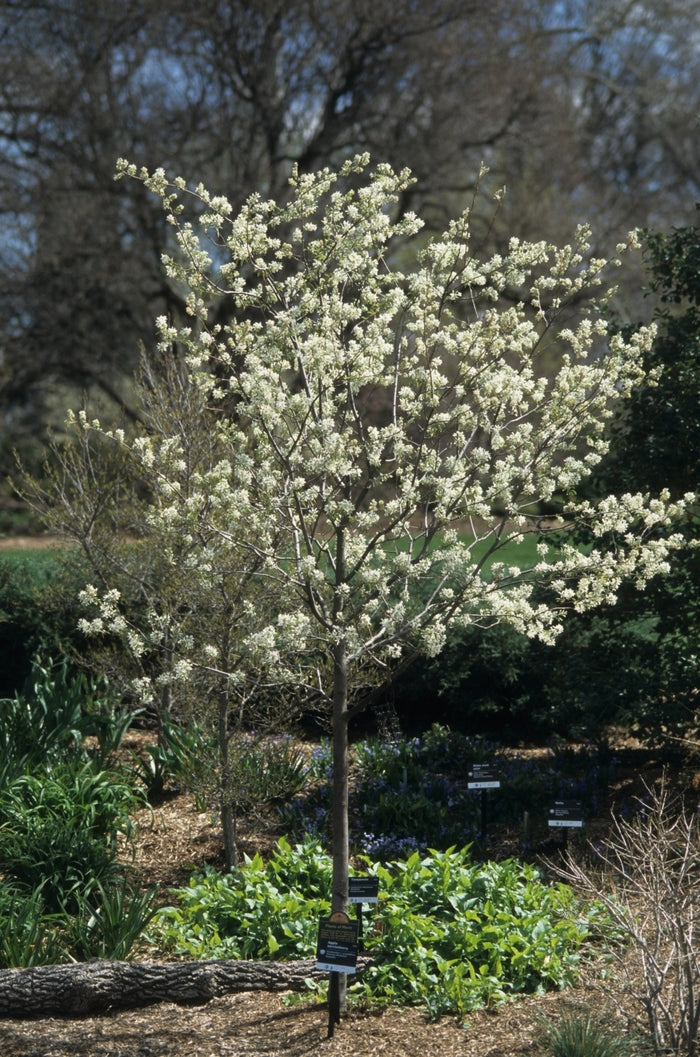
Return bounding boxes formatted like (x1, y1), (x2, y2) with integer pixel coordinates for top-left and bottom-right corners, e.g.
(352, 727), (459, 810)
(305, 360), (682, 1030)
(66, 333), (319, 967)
(467, 763), (501, 840)
(349, 876), (379, 949)
(548, 799), (584, 849)
(316, 912), (359, 1038)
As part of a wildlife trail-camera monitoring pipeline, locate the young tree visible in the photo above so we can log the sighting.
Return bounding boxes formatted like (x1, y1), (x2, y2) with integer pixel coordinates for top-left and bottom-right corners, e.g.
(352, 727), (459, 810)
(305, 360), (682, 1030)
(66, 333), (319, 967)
(76, 155), (687, 1001)
(18, 351), (298, 870)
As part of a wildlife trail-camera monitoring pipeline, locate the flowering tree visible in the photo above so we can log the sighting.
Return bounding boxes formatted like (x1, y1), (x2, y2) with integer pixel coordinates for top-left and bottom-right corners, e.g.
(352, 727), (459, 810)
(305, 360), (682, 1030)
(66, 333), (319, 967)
(18, 350), (298, 870)
(75, 156), (688, 975)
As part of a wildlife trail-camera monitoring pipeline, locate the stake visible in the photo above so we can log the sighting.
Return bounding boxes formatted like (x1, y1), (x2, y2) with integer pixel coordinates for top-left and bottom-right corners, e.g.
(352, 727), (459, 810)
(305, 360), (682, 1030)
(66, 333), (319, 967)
(327, 971), (340, 1038)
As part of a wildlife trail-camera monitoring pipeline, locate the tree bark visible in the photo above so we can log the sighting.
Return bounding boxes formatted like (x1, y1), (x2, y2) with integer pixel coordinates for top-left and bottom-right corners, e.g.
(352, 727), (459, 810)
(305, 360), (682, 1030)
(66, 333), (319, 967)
(331, 607), (350, 1023)
(219, 695), (238, 871)
(0, 958), (330, 1018)
(331, 635), (349, 920)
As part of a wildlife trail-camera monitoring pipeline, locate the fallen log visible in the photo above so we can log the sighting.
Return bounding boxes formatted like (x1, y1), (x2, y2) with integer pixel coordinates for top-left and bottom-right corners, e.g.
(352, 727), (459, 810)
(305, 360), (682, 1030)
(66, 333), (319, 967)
(0, 958), (338, 1017)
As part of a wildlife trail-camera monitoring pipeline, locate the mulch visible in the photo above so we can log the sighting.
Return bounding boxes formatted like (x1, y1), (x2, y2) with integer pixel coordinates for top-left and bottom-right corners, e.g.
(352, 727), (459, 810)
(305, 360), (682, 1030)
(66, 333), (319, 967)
(0, 986), (582, 1057)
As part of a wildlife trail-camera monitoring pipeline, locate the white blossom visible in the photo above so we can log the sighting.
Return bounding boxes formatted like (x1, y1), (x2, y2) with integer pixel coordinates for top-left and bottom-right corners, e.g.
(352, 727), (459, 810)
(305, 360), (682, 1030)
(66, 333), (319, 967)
(79, 154), (695, 712)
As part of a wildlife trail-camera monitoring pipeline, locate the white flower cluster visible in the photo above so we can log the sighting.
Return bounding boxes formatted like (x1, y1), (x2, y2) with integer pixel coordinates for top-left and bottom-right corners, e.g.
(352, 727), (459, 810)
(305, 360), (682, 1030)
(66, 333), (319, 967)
(80, 153), (695, 705)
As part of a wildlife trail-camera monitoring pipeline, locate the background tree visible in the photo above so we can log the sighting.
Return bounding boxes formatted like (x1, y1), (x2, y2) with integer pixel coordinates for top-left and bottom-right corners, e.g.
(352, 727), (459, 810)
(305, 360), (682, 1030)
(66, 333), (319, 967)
(535, 211), (700, 746)
(2, 0), (699, 505)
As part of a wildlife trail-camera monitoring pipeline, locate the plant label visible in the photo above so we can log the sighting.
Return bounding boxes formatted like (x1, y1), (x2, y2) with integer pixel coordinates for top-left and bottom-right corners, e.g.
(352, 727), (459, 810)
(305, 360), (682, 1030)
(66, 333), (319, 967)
(467, 762), (501, 789)
(349, 876), (379, 904)
(316, 915), (359, 973)
(548, 799), (584, 828)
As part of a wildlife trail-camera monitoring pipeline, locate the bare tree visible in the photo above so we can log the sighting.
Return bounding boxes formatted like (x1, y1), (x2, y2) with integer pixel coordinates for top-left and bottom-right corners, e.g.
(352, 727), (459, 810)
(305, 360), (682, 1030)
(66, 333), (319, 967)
(3, 0), (699, 463)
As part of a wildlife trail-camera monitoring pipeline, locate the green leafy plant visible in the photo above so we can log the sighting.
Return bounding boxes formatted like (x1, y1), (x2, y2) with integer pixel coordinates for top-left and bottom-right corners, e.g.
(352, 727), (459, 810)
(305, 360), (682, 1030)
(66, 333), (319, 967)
(128, 719), (212, 800)
(363, 848), (591, 1020)
(153, 837), (331, 960)
(68, 879), (161, 961)
(228, 735), (309, 816)
(81, 696), (138, 766)
(0, 761), (143, 912)
(536, 1007), (642, 1057)
(152, 838), (599, 1019)
(0, 884), (71, 968)
(0, 656), (135, 784)
(0, 875), (159, 966)
(0, 656), (154, 966)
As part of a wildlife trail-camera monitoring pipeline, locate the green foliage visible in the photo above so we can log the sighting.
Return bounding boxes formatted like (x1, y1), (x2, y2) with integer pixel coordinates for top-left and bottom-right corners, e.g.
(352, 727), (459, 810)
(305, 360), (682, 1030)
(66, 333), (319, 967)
(128, 718), (216, 801)
(67, 879), (160, 962)
(153, 839), (597, 1019)
(153, 837), (331, 960)
(354, 725), (472, 781)
(0, 656), (152, 964)
(0, 885), (71, 968)
(0, 761), (142, 912)
(0, 877), (160, 968)
(364, 848), (590, 1020)
(228, 736), (309, 816)
(537, 1007), (643, 1057)
(0, 656), (134, 786)
(390, 620), (539, 738)
(540, 215), (700, 747)
(131, 723), (309, 833)
(349, 730), (489, 855)
(616, 214), (700, 499)
(0, 550), (89, 696)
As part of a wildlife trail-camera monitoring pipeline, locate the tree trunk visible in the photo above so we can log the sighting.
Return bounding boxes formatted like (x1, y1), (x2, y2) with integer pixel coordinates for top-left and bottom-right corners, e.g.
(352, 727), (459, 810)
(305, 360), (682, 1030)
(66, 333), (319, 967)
(0, 959), (330, 1017)
(331, 639), (349, 918)
(219, 697), (238, 870)
(331, 633), (350, 1020)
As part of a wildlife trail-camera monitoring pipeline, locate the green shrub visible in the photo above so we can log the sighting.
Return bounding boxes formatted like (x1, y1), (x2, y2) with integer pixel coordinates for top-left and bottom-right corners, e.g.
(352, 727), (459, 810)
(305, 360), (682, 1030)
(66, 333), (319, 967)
(0, 664), (85, 780)
(128, 718), (216, 800)
(0, 656), (135, 786)
(153, 837), (331, 959)
(387, 620), (542, 740)
(0, 874), (159, 966)
(131, 723), (309, 833)
(68, 879), (161, 961)
(152, 839), (598, 1019)
(0, 654), (153, 965)
(228, 735), (309, 813)
(364, 848), (591, 1019)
